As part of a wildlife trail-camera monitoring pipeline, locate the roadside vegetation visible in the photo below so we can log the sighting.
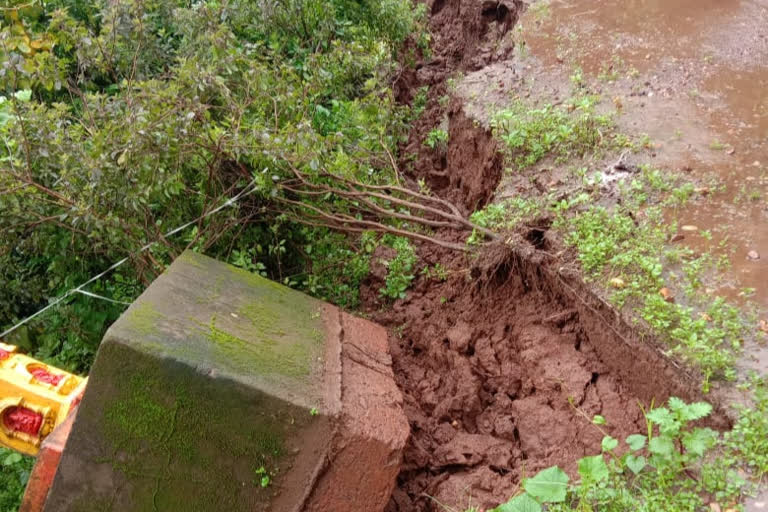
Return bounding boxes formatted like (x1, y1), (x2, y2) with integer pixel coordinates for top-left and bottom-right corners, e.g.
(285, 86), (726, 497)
(0, 0), (441, 369)
(468, 86), (766, 510)
(478, 95), (751, 389)
(1, 0), (766, 510)
(489, 393), (767, 512)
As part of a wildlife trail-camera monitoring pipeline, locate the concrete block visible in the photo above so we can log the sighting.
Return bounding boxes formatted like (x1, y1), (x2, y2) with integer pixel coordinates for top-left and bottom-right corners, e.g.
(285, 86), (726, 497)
(43, 251), (408, 512)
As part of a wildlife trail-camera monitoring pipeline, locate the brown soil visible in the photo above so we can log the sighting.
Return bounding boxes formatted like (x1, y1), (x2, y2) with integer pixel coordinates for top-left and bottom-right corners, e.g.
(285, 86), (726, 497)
(364, 242), (713, 511)
(394, 0), (523, 214)
(362, 1), (727, 510)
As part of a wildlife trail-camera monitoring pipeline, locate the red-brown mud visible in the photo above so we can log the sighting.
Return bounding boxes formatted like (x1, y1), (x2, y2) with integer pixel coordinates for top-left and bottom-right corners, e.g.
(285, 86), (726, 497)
(395, 0), (523, 213)
(365, 242), (712, 511)
(365, 1), (726, 510)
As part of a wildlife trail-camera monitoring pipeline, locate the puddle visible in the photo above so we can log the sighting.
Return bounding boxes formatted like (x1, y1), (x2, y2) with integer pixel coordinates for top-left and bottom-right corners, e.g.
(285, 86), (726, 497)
(516, 0), (768, 372)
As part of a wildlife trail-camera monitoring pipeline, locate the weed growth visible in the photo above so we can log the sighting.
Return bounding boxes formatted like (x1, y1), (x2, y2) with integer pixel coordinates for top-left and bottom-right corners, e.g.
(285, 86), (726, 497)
(491, 97), (616, 169)
(424, 128), (449, 150)
(491, 398), (750, 512)
(380, 236), (417, 300)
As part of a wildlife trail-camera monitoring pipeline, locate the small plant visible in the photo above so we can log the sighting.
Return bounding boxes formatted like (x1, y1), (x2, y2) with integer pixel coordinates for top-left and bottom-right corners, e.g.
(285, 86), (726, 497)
(421, 263), (448, 281)
(710, 139), (726, 150)
(254, 466), (271, 488)
(569, 66), (585, 89)
(424, 128), (449, 150)
(597, 56), (625, 83)
(490, 398), (733, 512)
(411, 86), (429, 118)
(491, 97), (613, 169)
(724, 376), (768, 476)
(467, 197), (542, 244)
(380, 236), (417, 300)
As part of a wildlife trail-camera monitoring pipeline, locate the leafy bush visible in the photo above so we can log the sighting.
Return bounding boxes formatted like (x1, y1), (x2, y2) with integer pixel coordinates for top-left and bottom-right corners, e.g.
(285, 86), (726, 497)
(0, 448), (33, 512)
(0, 0), (426, 369)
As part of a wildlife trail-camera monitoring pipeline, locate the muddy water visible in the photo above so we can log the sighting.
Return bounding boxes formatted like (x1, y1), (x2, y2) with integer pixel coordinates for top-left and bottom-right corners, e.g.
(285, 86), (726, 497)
(519, 0), (768, 371)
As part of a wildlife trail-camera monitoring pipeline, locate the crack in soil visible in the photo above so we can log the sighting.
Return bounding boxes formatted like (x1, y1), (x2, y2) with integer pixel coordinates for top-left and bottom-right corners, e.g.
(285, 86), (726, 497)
(363, 0), (726, 510)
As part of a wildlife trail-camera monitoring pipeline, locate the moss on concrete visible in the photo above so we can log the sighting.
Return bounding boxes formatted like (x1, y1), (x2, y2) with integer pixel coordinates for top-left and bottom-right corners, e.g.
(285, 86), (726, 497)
(108, 251), (328, 406)
(122, 302), (163, 337)
(97, 342), (309, 511)
(45, 253), (337, 512)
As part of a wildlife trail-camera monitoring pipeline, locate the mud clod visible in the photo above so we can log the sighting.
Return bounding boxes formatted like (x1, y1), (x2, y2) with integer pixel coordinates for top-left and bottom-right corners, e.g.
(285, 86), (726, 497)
(371, 247), (694, 511)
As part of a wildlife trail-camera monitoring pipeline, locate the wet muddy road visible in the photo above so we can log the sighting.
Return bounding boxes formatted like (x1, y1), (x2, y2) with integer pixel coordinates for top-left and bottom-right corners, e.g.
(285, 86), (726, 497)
(517, 0), (768, 372)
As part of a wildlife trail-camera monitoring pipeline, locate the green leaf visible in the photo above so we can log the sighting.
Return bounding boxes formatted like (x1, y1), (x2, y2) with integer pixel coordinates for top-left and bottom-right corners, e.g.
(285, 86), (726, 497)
(645, 407), (674, 427)
(601, 435), (619, 452)
(682, 402), (712, 422)
(492, 493), (542, 512)
(13, 89), (32, 102)
(523, 466), (569, 503)
(3, 452), (22, 466)
(625, 434), (647, 451)
(667, 396), (688, 413)
(625, 454), (646, 474)
(682, 427), (717, 456)
(578, 455), (609, 482)
(648, 436), (675, 457)
(592, 415), (606, 425)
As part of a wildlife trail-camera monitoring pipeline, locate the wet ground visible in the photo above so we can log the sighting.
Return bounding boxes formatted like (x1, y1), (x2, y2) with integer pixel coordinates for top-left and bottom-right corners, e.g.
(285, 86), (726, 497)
(374, 0), (741, 509)
(374, 1), (768, 509)
(525, 1), (768, 294)
(458, 0), (768, 373)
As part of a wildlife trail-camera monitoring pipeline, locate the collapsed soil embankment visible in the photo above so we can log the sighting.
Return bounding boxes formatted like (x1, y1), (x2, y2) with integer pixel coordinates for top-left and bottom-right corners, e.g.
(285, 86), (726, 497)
(365, 241), (711, 511)
(363, 1), (727, 510)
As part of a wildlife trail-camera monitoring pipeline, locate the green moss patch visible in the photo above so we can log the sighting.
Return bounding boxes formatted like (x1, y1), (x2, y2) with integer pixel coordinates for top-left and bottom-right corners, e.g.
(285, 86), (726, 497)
(96, 342), (314, 511)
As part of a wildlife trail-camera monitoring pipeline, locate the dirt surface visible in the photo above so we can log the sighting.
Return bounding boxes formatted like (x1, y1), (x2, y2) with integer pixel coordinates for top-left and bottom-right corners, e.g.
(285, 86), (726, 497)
(360, 2), (724, 509)
(367, 247), (652, 511)
(395, 0), (523, 213)
(509, 0), (768, 374)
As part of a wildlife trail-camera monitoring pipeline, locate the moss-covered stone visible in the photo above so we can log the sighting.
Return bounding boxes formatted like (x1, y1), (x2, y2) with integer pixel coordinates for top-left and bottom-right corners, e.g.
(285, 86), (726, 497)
(43, 252), (336, 512)
(110, 251), (327, 408)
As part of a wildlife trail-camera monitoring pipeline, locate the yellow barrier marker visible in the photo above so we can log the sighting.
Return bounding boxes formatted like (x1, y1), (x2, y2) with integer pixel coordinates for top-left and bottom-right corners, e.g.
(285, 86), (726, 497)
(0, 341), (86, 455)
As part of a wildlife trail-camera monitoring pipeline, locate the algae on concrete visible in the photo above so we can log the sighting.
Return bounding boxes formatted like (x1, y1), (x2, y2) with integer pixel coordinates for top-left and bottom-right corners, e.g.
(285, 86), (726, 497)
(43, 252), (337, 512)
(114, 250), (327, 409)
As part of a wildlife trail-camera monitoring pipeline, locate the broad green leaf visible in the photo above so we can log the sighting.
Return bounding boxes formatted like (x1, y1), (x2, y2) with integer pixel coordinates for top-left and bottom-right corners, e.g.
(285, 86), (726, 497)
(645, 407), (674, 428)
(492, 493), (542, 512)
(592, 415), (606, 425)
(648, 436), (675, 457)
(13, 89), (32, 102)
(3, 452), (22, 466)
(682, 427), (717, 456)
(625, 434), (646, 451)
(682, 402), (712, 422)
(625, 454), (646, 474)
(601, 435), (618, 452)
(523, 466), (569, 503)
(667, 396), (688, 413)
(578, 455), (609, 482)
